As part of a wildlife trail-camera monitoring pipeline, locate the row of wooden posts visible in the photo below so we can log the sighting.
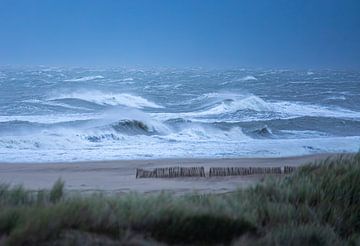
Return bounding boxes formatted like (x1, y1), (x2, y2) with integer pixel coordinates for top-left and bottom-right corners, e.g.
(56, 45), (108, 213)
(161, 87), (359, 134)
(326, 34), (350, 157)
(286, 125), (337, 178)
(136, 167), (205, 178)
(136, 166), (297, 178)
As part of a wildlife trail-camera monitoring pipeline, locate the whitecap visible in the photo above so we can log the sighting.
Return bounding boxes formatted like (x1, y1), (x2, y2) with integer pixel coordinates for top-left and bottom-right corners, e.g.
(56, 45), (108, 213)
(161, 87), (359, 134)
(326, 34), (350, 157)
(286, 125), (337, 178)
(271, 101), (359, 119)
(0, 72), (7, 79)
(64, 75), (104, 82)
(326, 95), (346, 100)
(237, 75), (257, 81)
(49, 91), (164, 109)
(196, 95), (271, 115)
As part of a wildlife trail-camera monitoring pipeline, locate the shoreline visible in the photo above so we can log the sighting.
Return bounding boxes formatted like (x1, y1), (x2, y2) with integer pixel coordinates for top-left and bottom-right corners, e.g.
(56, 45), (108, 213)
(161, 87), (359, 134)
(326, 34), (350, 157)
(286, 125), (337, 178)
(0, 153), (350, 194)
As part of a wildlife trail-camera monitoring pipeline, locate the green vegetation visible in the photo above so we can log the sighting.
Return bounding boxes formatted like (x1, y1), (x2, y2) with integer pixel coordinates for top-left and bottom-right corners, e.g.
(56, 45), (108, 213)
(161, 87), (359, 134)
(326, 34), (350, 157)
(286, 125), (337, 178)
(0, 154), (359, 245)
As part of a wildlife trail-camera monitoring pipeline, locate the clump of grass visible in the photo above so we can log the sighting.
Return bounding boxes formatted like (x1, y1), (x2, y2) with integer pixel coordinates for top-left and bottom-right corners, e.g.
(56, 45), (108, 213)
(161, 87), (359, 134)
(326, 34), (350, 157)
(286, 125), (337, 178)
(0, 153), (359, 245)
(49, 178), (64, 203)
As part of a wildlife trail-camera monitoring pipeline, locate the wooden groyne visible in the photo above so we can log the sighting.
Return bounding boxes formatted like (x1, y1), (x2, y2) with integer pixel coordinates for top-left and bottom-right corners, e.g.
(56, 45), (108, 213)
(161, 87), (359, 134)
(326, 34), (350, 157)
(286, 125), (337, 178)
(136, 166), (205, 178)
(136, 166), (297, 178)
(209, 167), (282, 177)
(209, 166), (297, 177)
(283, 166), (297, 174)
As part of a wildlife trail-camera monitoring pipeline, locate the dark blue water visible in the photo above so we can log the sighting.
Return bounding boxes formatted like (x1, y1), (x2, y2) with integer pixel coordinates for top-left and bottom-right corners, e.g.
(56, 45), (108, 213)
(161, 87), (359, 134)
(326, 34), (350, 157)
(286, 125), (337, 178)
(0, 67), (359, 162)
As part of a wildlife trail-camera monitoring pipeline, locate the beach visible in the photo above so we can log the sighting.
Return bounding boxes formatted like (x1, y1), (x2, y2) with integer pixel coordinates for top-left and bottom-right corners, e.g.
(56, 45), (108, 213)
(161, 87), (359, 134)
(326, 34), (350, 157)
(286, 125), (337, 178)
(0, 153), (338, 194)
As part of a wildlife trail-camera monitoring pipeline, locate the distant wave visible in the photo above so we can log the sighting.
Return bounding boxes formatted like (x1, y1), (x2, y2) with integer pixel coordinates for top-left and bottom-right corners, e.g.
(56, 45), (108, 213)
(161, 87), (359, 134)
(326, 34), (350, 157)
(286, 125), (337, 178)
(237, 75), (257, 81)
(271, 101), (360, 119)
(23, 99), (91, 111)
(0, 72), (6, 79)
(64, 75), (104, 82)
(326, 95), (346, 101)
(0, 120), (44, 132)
(0, 114), (97, 124)
(49, 91), (164, 109)
(197, 95), (271, 115)
(179, 93), (272, 115)
(221, 75), (257, 85)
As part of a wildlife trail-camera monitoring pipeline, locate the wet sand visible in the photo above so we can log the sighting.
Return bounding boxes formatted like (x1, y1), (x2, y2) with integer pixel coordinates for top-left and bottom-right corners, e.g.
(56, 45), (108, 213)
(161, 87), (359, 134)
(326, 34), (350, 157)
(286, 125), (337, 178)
(0, 153), (341, 194)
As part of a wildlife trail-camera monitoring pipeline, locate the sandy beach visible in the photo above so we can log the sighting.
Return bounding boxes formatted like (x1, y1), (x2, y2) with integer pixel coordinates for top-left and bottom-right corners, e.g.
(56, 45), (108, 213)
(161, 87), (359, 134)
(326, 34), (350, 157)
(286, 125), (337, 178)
(0, 153), (341, 194)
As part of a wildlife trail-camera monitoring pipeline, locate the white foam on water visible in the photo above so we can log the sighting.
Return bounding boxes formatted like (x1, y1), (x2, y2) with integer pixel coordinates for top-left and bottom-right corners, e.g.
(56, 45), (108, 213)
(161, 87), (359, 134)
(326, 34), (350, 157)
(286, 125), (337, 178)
(0, 132), (359, 163)
(49, 91), (164, 108)
(272, 101), (360, 119)
(0, 72), (6, 79)
(237, 75), (258, 81)
(279, 130), (330, 138)
(326, 95), (346, 100)
(64, 75), (104, 82)
(157, 126), (248, 142)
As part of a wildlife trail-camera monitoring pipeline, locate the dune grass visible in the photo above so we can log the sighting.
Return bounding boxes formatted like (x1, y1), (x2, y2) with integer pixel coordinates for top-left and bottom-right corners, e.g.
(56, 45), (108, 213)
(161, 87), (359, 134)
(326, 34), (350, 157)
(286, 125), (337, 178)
(0, 153), (359, 245)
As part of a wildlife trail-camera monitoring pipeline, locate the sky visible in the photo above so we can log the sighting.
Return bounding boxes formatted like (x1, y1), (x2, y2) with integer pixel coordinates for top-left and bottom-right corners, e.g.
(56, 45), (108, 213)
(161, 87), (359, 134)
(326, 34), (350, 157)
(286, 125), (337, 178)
(0, 0), (359, 69)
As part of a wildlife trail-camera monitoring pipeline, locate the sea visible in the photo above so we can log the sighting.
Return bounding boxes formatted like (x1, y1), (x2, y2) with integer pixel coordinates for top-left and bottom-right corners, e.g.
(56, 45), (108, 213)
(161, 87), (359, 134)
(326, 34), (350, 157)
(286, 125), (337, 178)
(0, 67), (359, 162)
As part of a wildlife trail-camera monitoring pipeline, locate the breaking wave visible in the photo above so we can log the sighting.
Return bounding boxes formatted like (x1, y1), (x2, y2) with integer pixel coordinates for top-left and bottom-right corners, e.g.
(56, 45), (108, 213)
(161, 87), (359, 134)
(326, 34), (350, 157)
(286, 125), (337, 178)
(49, 91), (163, 109)
(111, 120), (156, 135)
(154, 93), (360, 122)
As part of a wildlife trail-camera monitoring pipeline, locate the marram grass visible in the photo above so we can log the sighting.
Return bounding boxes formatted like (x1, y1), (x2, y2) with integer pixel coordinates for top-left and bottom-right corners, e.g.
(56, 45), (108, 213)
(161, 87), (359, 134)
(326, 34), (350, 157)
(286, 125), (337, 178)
(0, 153), (359, 245)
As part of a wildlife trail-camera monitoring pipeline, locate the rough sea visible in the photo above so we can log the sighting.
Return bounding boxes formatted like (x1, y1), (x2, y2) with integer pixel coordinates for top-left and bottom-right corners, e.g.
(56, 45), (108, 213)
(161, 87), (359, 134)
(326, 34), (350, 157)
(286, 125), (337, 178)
(0, 67), (359, 162)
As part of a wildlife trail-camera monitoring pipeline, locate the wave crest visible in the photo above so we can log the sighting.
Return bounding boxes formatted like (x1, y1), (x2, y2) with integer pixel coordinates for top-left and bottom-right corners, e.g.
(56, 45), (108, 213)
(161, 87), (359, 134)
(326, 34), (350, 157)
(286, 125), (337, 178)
(49, 91), (163, 109)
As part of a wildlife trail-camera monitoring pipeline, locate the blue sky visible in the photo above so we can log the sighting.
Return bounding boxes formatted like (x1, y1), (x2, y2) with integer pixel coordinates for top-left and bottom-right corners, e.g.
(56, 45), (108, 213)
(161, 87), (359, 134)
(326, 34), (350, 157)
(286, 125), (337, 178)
(0, 0), (359, 68)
